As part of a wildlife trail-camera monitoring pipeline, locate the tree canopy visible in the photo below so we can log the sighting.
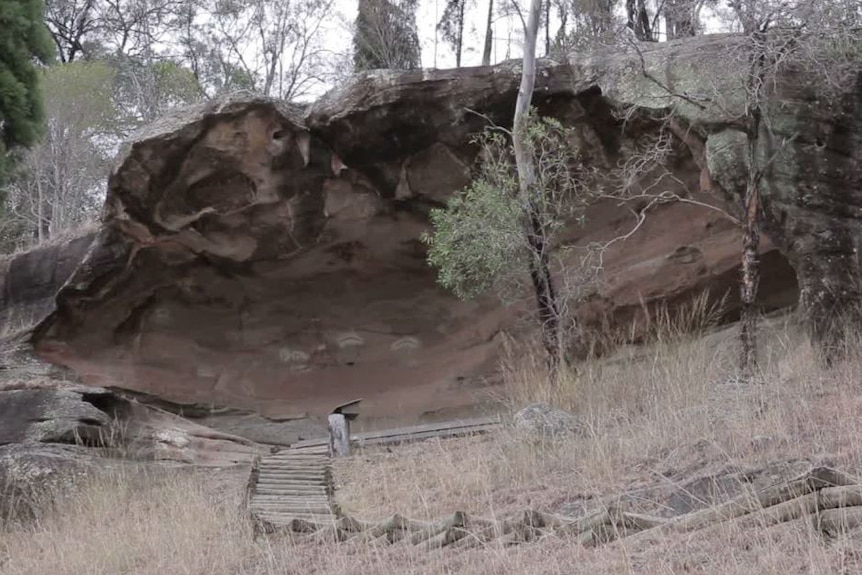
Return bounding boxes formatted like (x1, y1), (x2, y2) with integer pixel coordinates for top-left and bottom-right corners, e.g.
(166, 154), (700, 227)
(0, 0), (54, 180)
(354, 0), (422, 71)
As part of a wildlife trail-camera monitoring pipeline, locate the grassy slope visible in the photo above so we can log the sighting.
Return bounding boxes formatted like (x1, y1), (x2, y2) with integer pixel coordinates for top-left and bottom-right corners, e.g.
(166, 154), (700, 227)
(3, 315), (862, 574)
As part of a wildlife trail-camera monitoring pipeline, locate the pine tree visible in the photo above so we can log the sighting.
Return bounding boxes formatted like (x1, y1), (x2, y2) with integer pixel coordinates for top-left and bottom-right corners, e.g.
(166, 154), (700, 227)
(0, 0), (54, 177)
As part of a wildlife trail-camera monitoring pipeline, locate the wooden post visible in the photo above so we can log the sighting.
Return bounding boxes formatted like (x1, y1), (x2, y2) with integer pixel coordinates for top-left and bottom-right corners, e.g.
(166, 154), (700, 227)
(328, 398), (362, 458)
(328, 413), (350, 457)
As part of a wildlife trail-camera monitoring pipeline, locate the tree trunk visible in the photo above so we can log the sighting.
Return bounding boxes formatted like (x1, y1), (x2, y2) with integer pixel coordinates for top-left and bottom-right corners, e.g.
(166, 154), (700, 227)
(627, 0), (653, 41)
(739, 28), (767, 379)
(512, 0), (560, 379)
(527, 211), (561, 377)
(739, 184), (760, 377)
(482, 0), (493, 65)
(455, 0), (467, 68)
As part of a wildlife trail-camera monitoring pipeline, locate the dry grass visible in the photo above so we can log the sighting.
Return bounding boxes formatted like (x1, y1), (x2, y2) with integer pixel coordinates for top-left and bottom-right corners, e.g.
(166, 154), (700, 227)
(3, 315), (862, 574)
(0, 466), (254, 575)
(338, 314), (862, 517)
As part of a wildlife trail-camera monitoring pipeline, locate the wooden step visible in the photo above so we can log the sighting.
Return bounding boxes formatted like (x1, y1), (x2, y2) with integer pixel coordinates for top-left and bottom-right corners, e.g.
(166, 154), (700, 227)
(252, 498), (332, 505)
(256, 477), (330, 485)
(252, 502), (332, 509)
(254, 490), (330, 497)
(254, 489), (331, 497)
(259, 461), (330, 468)
(252, 503), (332, 510)
(253, 507), (334, 515)
(255, 485), (331, 493)
(256, 475), (330, 483)
(255, 514), (338, 525)
(252, 505), (333, 512)
(252, 493), (332, 500)
(268, 449), (329, 455)
(256, 479), (330, 487)
(258, 467), (329, 475)
(252, 498), (331, 504)
(260, 459), (332, 469)
(255, 510), (337, 519)
(264, 455), (330, 462)
(255, 483), (330, 489)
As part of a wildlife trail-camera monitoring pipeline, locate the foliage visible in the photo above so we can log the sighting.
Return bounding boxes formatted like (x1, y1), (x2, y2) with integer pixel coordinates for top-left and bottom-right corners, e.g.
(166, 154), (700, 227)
(0, 0), (54, 182)
(1, 61), (116, 250)
(353, 0), (422, 71)
(424, 115), (593, 304)
(111, 57), (203, 126)
(425, 133), (523, 300)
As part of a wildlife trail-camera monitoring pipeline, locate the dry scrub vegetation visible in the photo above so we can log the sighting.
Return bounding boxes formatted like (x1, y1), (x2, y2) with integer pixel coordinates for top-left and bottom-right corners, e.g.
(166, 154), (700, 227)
(4, 313), (862, 574)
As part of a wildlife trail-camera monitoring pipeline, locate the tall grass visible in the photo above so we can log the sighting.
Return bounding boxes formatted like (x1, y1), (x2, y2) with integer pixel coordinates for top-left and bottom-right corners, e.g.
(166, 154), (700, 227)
(0, 467), (254, 575)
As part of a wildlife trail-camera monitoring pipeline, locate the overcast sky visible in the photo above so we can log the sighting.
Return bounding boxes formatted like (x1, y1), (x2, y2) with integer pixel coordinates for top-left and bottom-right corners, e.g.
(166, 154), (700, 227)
(325, 0), (732, 71)
(309, 0), (732, 99)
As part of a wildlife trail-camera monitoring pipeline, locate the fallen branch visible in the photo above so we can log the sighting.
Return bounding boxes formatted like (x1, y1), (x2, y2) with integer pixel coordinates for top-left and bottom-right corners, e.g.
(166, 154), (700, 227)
(256, 467), (862, 552)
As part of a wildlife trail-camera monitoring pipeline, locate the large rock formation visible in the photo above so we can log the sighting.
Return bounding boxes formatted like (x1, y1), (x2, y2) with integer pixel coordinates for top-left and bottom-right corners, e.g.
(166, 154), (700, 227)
(3, 34), (857, 425)
(0, 380), (266, 465)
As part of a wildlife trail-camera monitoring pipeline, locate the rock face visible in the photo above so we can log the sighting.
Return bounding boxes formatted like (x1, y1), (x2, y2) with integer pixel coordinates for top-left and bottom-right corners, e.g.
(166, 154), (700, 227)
(0, 381), (266, 466)
(2, 35), (857, 423)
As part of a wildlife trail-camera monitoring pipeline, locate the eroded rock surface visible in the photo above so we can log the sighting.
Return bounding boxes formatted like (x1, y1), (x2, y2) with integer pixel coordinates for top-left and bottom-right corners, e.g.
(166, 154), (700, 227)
(2, 34), (857, 424)
(0, 381), (266, 466)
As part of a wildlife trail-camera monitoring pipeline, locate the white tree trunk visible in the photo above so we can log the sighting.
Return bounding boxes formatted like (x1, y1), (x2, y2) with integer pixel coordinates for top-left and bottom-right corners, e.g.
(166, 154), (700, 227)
(512, 0), (561, 379)
(512, 0), (542, 138)
(482, 0), (494, 65)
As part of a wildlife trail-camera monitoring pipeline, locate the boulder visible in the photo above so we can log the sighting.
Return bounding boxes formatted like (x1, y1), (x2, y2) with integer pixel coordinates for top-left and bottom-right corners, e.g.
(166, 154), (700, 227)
(513, 403), (583, 438)
(0, 35), (856, 421)
(0, 381), (266, 466)
(0, 443), (92, 522)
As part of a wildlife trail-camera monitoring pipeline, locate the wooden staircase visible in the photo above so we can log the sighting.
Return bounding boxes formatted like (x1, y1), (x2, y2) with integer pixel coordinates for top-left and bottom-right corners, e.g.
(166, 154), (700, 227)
(248, 416), (502, 531)
(249, 444), (339, 528)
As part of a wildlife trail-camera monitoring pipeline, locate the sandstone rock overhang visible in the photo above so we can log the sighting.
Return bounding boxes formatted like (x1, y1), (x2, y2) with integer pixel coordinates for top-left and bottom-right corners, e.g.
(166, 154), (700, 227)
(6, 33), (857, 420)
